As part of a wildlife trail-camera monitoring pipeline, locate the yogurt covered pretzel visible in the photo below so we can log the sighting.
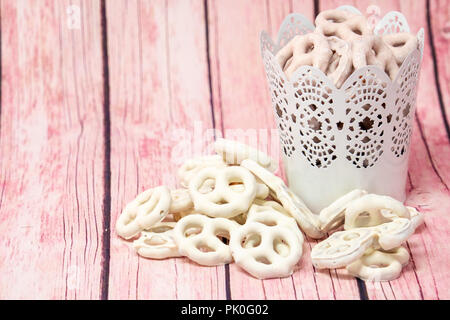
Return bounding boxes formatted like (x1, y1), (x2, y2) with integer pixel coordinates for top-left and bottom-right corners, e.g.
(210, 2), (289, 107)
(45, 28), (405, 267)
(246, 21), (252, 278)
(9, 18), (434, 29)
(325, 36), (353, 88)
(173, 214), (239, 266)
(383, 33), (418, 66)
(133, 222), (181, 259)
(346, 247), (410, 281)
(214, 138), (277, 172)
(315, 9), (371, 42)
(276, 33), (332, 78)
(230, 221), (303, 279)
(116, 186), (171, 239)
(241, 159), (324, 239)
(169, 188), (193, 214)
(189, 166), (257, 218)
(352, 35), (400, 80)
(177, 155), (227, 188)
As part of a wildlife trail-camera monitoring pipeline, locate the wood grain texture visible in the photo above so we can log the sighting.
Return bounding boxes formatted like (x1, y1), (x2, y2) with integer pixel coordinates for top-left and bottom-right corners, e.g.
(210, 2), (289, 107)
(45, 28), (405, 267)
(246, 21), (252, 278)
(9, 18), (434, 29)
(106, 0), (226, 299)
(319, 0), (450, 299)
(0, 0), (105, 299)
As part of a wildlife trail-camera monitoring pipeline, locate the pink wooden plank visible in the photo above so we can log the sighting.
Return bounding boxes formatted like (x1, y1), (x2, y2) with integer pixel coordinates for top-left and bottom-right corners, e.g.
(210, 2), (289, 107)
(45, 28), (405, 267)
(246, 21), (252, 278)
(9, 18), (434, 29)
(0, 0), (105, 299)
(319, 0), (450, 299)
(106, 0), (226, 299)
(208, 0), (360, 299)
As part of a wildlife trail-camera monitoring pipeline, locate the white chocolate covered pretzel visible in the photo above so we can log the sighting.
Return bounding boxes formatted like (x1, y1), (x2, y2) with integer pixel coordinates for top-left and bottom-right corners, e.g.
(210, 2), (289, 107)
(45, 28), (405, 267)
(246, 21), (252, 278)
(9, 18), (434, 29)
(188, 166), (257, 218)
(169, 188), (193, 214)
(133, 222), (181, 259)
(214, 138), (277, 172)
(344, 194), (410, 230)
(173, 214), (239, 266)
(352, 36), (399, 80)
(383, 32), (418, 66)
(319, 189), (367, 232)
(230, 221), (303, 279)
(315, 9), (371, 42)
(177, 155), (227, 188)
(276, 33), (332, 78)
(325, 36), (353, 88)
(116, 186), (171, 239)
(346, 247), (410, 281)
(241, 159), (324, 239)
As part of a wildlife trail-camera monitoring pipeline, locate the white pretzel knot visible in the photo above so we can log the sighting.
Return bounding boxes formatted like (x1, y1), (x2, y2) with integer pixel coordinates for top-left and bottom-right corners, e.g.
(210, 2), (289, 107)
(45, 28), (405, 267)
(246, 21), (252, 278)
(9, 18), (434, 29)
(230, 221), (303, 279)
(325, 36), (353, 88)
(116, 186), (171, 239)
(319, 189), (367, 232)
(346, 247), (410, 281)
(382, 32), (418, 66)
(177, 155), (227, 188)
(188, 166), (257, 218)
(169, 188), (193, 214)
(173, 214), (239, 266)
(253, 198), (290, 217)
(315, 9), (371, 42)
(311, 207), (423, 269)
(133, 222), (181, 259)
(344, 194), (410, 230)
(276, 33), (332, 78)
(214, 138), (277, 172)
(352, 35), (400, 80)
(241, 159), (324, 239)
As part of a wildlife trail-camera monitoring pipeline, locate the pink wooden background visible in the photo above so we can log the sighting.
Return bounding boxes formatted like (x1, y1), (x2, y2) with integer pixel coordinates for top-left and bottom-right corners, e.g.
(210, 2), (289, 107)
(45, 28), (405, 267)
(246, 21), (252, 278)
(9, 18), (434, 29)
(0, 0), (449, 300)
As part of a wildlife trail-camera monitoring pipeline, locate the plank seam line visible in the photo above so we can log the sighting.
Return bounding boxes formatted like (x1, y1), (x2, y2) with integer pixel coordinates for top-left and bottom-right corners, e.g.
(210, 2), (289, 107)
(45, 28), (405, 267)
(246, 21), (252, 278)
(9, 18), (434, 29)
(100, 0), (112, 301)
(426, 0), (450, 141)
(204, 0), (231, 300)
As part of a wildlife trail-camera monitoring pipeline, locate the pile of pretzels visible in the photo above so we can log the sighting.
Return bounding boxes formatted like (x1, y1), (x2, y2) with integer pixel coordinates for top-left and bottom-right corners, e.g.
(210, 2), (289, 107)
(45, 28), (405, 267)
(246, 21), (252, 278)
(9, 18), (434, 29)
(116, 138), (423, 281)
(276, 9), (419, 87)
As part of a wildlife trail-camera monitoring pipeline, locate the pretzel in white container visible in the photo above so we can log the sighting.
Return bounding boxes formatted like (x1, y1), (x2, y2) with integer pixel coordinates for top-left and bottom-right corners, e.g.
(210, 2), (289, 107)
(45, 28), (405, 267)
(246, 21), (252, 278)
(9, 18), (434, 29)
(383, 33), (418, 66)
(344, 194), (410, 230)
(352, 35), (400, 80)
(275, 33), (332, 78)
(319, 189), (367, 232)
(188, 166), (257, 218)
(133, 222), (181, 259)
(116, 186), (171, 239)
(325, 36), (353, 88)
(315, 9), (371, 42)
(241, 159), (324, 239)
(178, 155), (227, 188)
(346, 247), (410, 281)
(173, 214), (239, 266)
(230, 221), (303, 279)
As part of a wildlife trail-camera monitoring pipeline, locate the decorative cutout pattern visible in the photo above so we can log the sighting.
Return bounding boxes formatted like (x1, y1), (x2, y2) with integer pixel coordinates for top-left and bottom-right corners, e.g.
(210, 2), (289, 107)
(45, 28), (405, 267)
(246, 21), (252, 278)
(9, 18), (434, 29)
(292, 67), (337, 168)
(261, 9), (423, 169)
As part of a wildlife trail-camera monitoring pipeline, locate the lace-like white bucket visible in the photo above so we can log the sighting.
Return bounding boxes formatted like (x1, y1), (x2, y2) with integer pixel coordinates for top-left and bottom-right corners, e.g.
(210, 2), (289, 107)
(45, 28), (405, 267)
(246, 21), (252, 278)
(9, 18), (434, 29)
(261, 7), (424, 212)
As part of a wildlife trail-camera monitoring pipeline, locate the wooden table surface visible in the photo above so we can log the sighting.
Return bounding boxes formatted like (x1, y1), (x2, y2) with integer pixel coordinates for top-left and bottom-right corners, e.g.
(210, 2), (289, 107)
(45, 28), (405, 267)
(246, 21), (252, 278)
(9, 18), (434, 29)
(0, 0), (449, 300)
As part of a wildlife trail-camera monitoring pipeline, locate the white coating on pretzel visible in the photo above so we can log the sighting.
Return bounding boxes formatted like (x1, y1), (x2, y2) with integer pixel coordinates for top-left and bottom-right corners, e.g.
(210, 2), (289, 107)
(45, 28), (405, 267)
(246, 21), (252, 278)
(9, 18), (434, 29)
(276, 33), (332, 78)
(189, 166), (257, 218)
(325, 36), (353, 88)
(315, 9), (371, 42)
(116, 186), (171, 239)
(133, 222), (181, 259)
(230, 221), (303, 279)
(352, 36), (400, 80)
(241, 159), (324, 239)
(383, 32), (418, 66)
(344, 194), (410, 230)
(319, 189), (367, 232)
(173, 214), (239, 266)
(214, 138), (277, 172)
(169, 188), (193, 213)
(177, 155), (227, 188)
(346, 247), (410, 281)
